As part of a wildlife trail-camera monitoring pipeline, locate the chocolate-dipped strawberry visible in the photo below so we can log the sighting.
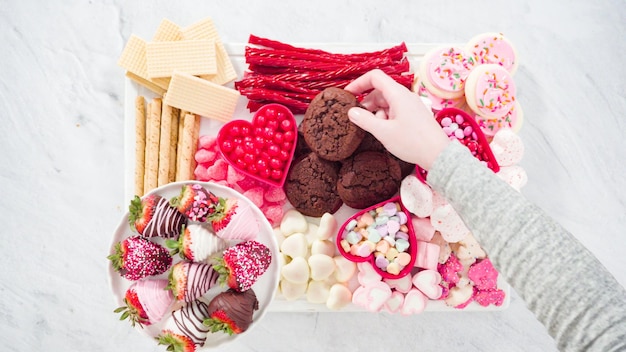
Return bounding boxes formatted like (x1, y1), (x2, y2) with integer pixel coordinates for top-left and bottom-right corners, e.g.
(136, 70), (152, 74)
(207, 197), (259, 241)
(114, 278), (174, 327)
(204, 289), (259, 335)
(168, 261), (219, 302)
(108, 236), (172, 281)
(129, 194), (188, 238)
(166, 224), (228, 263)
(157, 299), (212, 351)
(213, 240), (271, 292)
(170, 183), (219, 222)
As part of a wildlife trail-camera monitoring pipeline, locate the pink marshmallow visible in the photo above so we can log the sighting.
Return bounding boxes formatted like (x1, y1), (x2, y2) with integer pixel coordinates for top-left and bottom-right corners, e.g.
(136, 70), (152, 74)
(352, 281), (392, 312)
(414, 241), (441, 270)
(401, 288), (428, 315)
(412, 216), (435, 242)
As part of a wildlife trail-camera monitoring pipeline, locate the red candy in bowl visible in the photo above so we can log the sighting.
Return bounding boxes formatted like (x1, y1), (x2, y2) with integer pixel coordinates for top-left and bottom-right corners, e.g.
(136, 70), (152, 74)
(336, 197), (417, 279)
(416, 107), (499, 183)
(217, 104), (297, 187)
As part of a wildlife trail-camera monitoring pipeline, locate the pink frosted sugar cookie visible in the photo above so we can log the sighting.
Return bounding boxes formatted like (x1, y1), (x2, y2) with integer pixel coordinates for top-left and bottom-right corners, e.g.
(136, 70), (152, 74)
(464, 64), (516, 119)
(419, 46), (476, 99)
(414, 77), (465, 112)
(466, 32), (519, 75)
(474, 288), (506, 307)
(475, 102), (524, 139)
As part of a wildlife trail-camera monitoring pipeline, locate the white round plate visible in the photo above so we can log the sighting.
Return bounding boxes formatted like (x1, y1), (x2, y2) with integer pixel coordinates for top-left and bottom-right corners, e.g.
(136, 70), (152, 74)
(108, 181), (279, 349)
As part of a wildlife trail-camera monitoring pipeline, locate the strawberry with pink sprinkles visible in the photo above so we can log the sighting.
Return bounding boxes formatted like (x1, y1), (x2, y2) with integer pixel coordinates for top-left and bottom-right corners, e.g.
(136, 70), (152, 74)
(213, 240), (271, 292)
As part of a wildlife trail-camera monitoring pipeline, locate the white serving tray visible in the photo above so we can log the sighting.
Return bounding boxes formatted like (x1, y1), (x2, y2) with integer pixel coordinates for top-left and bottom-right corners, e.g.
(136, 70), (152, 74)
(123, 42), (510, 312)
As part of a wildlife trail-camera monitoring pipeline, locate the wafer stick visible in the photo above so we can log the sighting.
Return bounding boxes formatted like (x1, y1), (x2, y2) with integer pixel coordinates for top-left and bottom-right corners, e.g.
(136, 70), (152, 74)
(157, 104), (174, 186)
(189, 114), (201, 178)
(178, 113), (196, 181)
(144, 98), (162, 192)
(134, 96), (146, 196)
(175, 110), (188, 181)
(168, 108), (179, 183)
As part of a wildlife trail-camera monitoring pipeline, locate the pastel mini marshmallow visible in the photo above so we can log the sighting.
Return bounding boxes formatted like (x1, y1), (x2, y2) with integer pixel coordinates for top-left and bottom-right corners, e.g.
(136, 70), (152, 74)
(400, 175), (434, 217)
(280, 232), (309, 258)
(352, 281), (392, 312)
(280, 209), (308, 236)
(316, 213), (338, 240)
(431, 204), (470, 243)
(412, 270), (443, 300)
(333, 255), (357, 283)
(306, 280), (331, 304)
(326, 284), (353, 310)
(401, 289), (428, 315)
(310, 239), (336, 257)
(280, 280), (307, 301)
(384, 274), (413, 293)
(412, 216), (436, 242)
(357, 262), (383, 286)
(384, 291), (405, 313)
(490, 128), (524, 167)
(281, 257), (310, 284)
(414, 240), (441, 270)
(497, 165), (528, 191)
(308, 254), (336, 281)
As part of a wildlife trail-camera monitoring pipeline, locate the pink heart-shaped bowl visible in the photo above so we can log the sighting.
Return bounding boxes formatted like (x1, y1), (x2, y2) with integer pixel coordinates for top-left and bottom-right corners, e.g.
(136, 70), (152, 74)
(217, 104), (298, 188)
(336, 196), (418, 279)
(416, 107), (499, 183)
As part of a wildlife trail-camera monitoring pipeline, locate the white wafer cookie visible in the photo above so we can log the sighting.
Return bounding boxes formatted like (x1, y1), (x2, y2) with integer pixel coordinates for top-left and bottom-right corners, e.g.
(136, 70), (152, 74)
(153, 18), (182, 41)
(182, 17), (237, 85)
(118, 35), (169, 93)
(146, 39), (217, 79)
(164, 71), (240, 122)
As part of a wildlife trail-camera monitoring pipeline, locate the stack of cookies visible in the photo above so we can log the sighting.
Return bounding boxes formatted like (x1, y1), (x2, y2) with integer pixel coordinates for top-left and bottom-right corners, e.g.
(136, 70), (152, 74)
(284, 88), (414, 217)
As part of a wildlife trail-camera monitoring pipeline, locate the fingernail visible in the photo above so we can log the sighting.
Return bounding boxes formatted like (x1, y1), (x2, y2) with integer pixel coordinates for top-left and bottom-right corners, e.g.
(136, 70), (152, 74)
(348, 107), (361, 121)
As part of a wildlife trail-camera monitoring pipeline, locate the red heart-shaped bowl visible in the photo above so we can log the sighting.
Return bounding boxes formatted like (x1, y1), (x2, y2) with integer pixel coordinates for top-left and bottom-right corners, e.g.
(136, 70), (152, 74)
(336, 196), (418, 279)
(217, 104), (298, 188)
(416, 107), (499, 183)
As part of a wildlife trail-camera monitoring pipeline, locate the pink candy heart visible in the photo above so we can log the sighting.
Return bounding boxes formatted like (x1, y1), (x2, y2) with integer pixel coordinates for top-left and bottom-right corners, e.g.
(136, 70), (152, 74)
(412, 270), (443, 300)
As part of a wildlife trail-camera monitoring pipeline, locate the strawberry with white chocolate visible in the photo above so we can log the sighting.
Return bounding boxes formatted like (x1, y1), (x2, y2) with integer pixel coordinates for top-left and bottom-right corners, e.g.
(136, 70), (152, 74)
(157, 300), (212, 352)
(203, 289), (259, 335)
(108, 236), (172, 281)
(114, 279), (174, 327)
(166, 224), (228, 263)
(168, 261), (220, 302)
(206, 196), (259, 241)
(213, 240), (271, 292)
(129, 194), (188, 239)
(170, 183), (219, 222)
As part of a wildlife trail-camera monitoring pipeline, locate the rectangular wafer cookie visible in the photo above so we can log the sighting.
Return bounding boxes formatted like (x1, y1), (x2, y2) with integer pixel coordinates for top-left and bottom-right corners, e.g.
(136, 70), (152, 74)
(146, 39), (217, 79)
(153, 18), (182, 41)
(164, 71), (240, 122)
(118, 35), (170, 92)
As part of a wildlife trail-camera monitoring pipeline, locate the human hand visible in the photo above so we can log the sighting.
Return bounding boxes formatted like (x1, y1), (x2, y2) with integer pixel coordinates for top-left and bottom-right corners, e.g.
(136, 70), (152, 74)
(344, 69), (450, 170)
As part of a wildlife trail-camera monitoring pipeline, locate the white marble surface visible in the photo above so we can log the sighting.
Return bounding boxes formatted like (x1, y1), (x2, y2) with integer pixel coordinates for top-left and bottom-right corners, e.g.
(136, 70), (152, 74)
(1, 1), (625, 351)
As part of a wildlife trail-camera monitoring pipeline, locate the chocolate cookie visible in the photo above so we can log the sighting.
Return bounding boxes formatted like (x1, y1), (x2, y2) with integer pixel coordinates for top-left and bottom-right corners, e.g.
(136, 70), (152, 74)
(284, 152), (343, 217)
(337, 151), (402, 209)
(355, 132), (415, 178)
(301, 87), (365, 161)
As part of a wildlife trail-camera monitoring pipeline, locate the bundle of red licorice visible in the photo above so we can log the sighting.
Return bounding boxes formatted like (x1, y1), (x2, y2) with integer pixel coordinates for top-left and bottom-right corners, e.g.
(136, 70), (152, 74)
(235, 35), (414, 114)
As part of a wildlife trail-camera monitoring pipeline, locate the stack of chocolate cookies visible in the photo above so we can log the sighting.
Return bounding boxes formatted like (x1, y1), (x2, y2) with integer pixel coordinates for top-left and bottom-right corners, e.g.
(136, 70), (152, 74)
(284, 87), (414, 217)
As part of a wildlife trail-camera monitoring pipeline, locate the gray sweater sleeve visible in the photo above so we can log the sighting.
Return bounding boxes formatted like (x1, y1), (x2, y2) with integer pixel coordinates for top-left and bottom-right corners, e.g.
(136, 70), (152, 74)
(427, 141), (626, 352)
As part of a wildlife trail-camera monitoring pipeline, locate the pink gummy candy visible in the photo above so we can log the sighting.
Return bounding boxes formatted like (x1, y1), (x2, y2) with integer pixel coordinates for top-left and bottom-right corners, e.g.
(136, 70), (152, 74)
(206, 159), (228, 180)
(194, 164), (209, 181)
(264, 186), (286, 203)
(262, 204), (284, 225)
(473, 288), (505, 307)
(195, 149), (216, 164)
(227, 165), (246, 184)
(198, 135), (217, 150)
(468, 258), (499, 291)
(243, 187), (265, 208)
(438, 253), (463, 285)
